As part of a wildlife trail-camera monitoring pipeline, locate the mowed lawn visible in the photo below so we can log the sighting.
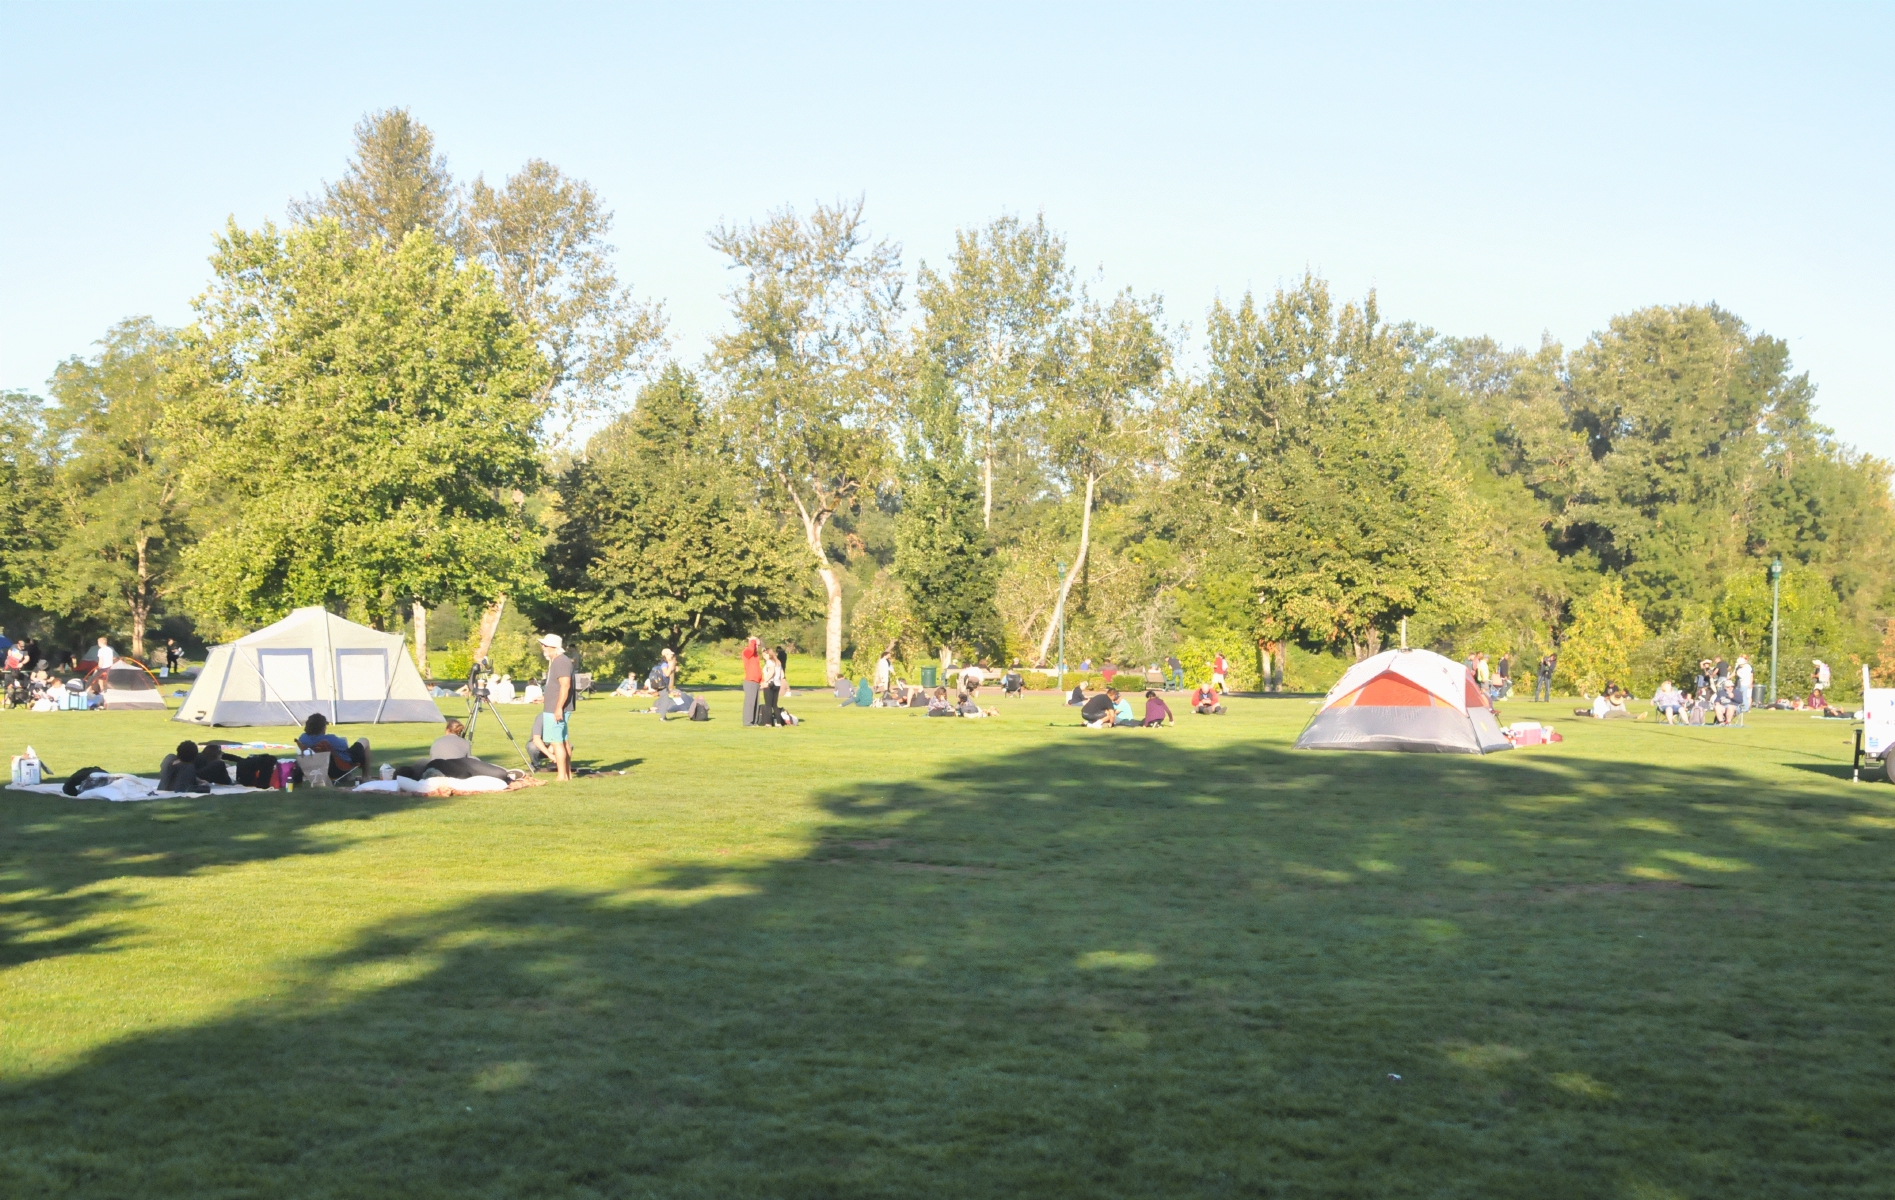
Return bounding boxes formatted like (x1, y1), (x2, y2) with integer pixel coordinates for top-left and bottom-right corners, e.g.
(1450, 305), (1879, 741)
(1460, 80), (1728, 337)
(1, 689), (1892, 1198)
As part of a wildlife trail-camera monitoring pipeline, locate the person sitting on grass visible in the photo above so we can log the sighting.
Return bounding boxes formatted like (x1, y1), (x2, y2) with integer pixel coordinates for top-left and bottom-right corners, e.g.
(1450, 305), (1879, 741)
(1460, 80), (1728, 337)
(400, 717), (513, 781)
(1653, 680), (1685, 724)
(1002, 663), (1025, 697)
(1190, 682), (1224, 715)
(157, 741), (212, 793)
(927, 686), (958, 717)
(956, 692), (997, 718)
(1578, 688), (1640, 720)
(194, 742), (232, 786)
(616, 671), (643, 698)
(1111, 689), (1137, 728)
(1067, 681), (1088, 706)
(1143, 689), (1174, 727)
(1081, 687), (1116, 727)
(297, 713), (371, 781)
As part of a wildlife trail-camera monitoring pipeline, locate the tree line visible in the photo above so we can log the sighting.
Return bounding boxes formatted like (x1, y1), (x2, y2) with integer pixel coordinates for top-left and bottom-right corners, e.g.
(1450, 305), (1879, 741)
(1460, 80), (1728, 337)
(4, 108), (1891, 699)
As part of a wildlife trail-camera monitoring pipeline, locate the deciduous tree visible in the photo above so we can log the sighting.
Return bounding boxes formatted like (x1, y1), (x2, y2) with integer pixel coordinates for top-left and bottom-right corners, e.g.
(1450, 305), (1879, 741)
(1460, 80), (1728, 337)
(171, 219), (548, 633)
(24, 319), (190, 657)
(893, 366), (999, 658)
(549, 366), (812, 659)
(1034, 292), (1169, 665)
(915, 214), (1072, 529)
(709, 199), (904, 682)
(292, 107), (458, 249)
(466, 160), (667, 443)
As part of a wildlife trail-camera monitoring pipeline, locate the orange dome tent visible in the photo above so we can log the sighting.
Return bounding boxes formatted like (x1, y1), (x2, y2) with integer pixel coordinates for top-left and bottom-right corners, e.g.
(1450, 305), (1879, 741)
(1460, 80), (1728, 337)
(1294, 648), (1511, 754)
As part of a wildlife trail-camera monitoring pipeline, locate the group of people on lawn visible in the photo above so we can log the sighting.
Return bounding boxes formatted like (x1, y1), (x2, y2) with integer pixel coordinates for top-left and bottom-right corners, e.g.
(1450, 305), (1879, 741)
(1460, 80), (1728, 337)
(1067, 679), (1226, 728)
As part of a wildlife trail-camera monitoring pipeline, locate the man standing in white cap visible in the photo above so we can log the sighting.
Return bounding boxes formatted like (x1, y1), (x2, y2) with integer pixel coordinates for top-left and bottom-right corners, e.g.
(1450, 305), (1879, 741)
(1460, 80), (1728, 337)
(540, 633), (575, 781)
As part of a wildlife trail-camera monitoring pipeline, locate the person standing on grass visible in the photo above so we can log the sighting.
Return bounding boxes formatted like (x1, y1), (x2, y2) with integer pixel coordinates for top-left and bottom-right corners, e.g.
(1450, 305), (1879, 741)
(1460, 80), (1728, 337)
(1735, 654), (1754, 715)
(94, 636), (116, 671)
(1534, 651), (1556, 703)
(539, 634), (576, 781)
(1211, 652), (1228, 693)
(1166, 653), (1183, 691)
(741, 636), (763, 727)
(874, 650), (893, 698)
(758, 645), (785, 726)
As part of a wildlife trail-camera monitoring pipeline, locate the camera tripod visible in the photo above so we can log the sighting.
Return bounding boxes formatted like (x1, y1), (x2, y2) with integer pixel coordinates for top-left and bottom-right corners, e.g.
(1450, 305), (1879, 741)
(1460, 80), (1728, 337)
(464, 666), (538, 773)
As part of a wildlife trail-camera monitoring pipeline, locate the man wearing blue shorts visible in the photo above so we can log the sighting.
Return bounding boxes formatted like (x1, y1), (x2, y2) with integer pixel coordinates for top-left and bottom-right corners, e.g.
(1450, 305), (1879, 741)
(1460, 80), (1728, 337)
(540, 633), (576, 782)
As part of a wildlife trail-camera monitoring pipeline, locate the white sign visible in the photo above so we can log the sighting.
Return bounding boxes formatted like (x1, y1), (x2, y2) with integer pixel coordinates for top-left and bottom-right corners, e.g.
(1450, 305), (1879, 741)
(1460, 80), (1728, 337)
(1866, 688), (1895, 759)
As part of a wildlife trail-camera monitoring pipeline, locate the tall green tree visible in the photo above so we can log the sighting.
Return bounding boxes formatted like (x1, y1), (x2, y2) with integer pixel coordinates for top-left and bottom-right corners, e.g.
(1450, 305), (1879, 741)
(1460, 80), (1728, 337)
(915, 214), (1073, 530)
(171, 218), (549, 633)
(0, 391), (57, 632)
(292, 107), (459, 249)
(22, 319), (191, 656)
(1194, 278), (1485, 658)
(893, 366), (1000, 659)
(465, 159), (668, 443)
(549, 366), (812, 659)
(1559, 305), (1805, 625)
(1034, 292), (1169, 665)
(709, 199), (904, 682)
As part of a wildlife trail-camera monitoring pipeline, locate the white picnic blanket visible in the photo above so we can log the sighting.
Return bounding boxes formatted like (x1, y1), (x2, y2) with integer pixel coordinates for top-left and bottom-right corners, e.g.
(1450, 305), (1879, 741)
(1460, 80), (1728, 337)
(352, 774), (509, 796)
(7, 776), (265, 802)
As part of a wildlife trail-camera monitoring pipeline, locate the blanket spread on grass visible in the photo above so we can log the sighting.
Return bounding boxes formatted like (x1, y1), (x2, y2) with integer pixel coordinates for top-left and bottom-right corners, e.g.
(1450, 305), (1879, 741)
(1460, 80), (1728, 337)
(7, 777), (265, 802)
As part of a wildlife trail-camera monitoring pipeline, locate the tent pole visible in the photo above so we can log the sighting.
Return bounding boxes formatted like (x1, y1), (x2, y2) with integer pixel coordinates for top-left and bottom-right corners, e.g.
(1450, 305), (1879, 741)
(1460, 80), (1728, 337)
(321, 610), (338, 724)
(372, 634), (397, 725)
(242, 648), (302, 726)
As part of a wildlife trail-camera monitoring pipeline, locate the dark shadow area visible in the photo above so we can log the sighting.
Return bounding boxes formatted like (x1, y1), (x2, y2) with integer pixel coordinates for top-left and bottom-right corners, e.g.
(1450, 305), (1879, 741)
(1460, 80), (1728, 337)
(2, 740), (1891, 1197)
(1785, 760), (1867, 781)
(0, 788), (437, 969)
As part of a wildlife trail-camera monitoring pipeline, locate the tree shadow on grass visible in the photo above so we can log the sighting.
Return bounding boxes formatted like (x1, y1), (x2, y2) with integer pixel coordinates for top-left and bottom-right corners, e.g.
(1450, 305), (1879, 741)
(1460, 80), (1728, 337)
(3, 741), (1893, 1197)
(0, 788), (437, 969)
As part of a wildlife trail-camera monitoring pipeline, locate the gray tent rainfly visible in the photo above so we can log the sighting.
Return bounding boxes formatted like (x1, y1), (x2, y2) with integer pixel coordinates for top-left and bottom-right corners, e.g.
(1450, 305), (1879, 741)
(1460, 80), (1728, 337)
(98, 661), (168, 711)
(173, 607), (442, 727)
(1293, 647), (1512, 755)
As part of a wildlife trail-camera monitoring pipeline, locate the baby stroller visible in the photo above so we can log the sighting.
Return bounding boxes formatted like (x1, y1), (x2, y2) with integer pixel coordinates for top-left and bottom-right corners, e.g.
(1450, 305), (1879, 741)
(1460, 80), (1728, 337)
(1, 672), (28, 709)
(1001, 670), (1025, 697)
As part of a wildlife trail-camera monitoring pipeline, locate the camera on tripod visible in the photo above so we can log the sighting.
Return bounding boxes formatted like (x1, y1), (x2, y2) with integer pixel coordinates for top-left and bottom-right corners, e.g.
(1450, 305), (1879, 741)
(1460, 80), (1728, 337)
(466, 657), (494, 704)
(462, 656), (534, 773)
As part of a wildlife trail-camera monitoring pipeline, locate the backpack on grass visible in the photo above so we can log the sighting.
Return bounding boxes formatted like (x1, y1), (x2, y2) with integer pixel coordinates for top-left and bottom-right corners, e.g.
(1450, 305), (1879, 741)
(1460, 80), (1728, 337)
(234, 753), (279, 789)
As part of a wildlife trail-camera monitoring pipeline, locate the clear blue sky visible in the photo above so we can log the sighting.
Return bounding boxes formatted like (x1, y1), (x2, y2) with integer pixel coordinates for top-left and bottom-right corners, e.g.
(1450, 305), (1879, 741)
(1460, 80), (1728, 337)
(3, 2), (1890, 462)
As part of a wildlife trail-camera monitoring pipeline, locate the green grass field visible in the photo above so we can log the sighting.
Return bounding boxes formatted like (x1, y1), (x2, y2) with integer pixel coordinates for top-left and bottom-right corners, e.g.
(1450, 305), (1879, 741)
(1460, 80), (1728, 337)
(1, 689), (1891, 1198)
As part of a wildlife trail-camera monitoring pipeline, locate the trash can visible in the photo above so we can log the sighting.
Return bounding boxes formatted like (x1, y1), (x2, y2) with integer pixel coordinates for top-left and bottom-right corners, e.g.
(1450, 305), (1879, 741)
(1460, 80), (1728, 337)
(920, 666), (937, 688)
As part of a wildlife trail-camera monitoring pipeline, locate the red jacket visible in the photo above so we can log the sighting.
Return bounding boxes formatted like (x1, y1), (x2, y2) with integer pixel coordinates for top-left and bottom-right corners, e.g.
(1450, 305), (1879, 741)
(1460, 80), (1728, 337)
(741, 641), (763, 683)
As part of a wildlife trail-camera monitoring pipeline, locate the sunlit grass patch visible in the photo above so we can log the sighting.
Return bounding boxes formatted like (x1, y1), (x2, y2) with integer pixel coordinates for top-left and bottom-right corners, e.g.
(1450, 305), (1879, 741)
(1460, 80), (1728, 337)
(0, 698), (1887, 1196)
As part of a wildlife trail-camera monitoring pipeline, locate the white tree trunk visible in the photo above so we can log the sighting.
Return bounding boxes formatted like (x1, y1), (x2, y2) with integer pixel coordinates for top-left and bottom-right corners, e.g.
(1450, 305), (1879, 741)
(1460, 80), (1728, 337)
(819, 565), (844, 684)
(412, 601), (429, 677)
(982, 450), (993, 531)
(1035, 472), (1095, 666)
(792, 492), (844, 684)
(476, 598), (506, 661)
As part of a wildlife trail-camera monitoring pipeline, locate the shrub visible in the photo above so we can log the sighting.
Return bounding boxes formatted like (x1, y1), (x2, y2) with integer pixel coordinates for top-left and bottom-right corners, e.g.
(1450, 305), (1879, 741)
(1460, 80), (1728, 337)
(1556, 579), (1649, 696)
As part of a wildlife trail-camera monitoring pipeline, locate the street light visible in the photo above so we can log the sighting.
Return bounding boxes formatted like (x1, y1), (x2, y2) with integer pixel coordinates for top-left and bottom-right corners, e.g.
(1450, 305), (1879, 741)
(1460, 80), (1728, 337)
(1768, 556), (1783, 705)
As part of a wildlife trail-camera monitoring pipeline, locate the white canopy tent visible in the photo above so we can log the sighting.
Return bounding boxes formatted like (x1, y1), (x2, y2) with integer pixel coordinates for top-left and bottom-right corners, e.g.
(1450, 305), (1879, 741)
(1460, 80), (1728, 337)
(173, 607), (441, 727)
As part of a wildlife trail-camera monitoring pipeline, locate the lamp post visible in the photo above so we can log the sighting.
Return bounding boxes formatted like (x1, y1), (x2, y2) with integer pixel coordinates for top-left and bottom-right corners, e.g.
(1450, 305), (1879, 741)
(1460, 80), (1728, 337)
(1768, 556), (1783, 705)
(1055, 560), (1066, 693)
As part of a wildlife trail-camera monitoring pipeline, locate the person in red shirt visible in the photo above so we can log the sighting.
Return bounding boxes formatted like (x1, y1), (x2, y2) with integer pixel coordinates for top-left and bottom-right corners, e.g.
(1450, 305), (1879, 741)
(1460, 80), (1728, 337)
(1190, 682), (1225, 715)
(740, 637), (763, 726)
(1211, 653), (1228, 692)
